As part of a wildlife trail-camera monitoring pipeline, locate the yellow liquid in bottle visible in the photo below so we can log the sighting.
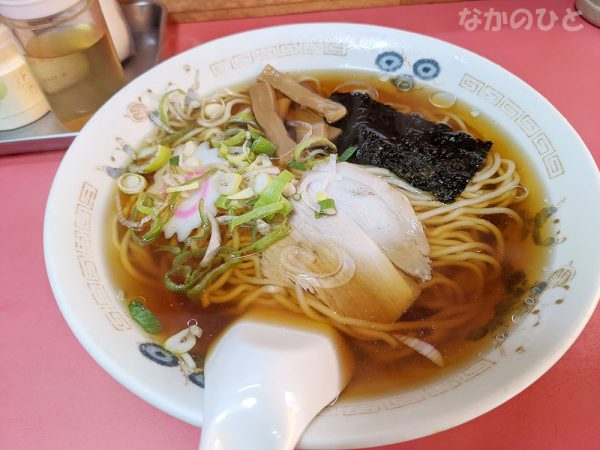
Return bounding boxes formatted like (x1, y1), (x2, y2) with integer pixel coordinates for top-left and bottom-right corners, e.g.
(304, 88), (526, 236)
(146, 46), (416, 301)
(25, 23), (125, 131)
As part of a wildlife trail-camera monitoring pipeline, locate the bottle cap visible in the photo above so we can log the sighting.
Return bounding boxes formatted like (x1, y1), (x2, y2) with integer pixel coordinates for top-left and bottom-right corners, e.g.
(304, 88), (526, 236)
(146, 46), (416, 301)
(0, 0), (81, 21)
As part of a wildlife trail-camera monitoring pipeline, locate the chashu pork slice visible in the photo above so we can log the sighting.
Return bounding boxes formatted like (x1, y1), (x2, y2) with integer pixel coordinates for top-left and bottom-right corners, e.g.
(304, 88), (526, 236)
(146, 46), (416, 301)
(261, 201), (420, 323)
(310, 162), (431, 281)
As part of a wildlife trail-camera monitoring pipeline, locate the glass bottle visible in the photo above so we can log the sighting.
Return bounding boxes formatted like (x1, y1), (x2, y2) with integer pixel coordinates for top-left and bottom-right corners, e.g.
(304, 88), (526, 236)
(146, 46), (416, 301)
(0, 24), (49, 130)
(0, 0), (126, 131)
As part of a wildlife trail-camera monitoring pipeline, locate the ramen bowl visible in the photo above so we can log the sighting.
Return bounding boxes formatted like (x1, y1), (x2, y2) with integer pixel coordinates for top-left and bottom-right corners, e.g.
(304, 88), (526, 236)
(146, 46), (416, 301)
(44, 23), (600, 449)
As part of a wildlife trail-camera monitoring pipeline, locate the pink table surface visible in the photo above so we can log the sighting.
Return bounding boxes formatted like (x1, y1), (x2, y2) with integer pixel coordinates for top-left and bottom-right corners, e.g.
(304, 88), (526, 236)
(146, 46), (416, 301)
(1, 0), (599, 449)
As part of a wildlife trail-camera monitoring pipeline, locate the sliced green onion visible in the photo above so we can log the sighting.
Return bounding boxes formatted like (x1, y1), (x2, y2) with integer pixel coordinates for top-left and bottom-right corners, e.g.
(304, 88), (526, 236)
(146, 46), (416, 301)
(152, 244), (181, 255)
(292, 136), (336, 162)
(252, 173), (271, 194)
(251, 136), (276, 155)
(316, 198), (336, 217)
(227, 186), (255, 200)
(140, 216), (165, 242)
(211, 128), (246, 147)
(215, 195), (229, 210)
(172, 250), (192, 268)
(157, 124), (198, 146)
(226, 113), (257, 127)
(218, 143), (229, 158)
(287, 161), (306, 171)
(198, 199), (209, 231)
(164, 265), (200, 293)
(316, 191), (330, 202)
(228, 201), (286, 231)
(134, 193), (162, 216)
(213, 172), (243, 195)
(181, 168), (218, 188)
(131, 220), (164, 246)
(128, 299), (161, 334)
(159, 89), (185, 125)
(224, 148), (251, 164)
(228, 200), (244, 211)
(247, 124), (265, 139)
(166, 181), (200, 193)
(253, 170), (294, 211)
(129, 193), (169, 244)
(117, 173), (147, 195)
(198, 127), (222, 142)
(339, 145), (358, 162)
(169, 155), (180, 166)
(130, 145), (172, 174)
(234, 223), (291, 256)
(129, 192), (169, 246)
(163, 192), (180, 224)
(187, 259), (244, 300)
(132, 193), (175, 245)
(214, 196), (245, 212)
(279, 198), (294, 217)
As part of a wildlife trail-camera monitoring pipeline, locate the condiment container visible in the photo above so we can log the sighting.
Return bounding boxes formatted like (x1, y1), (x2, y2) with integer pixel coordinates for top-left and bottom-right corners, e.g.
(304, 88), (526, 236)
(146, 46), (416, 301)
(0, 24), (49, 131)
(99, 0), (134, 61)
(0, 0), (126, 131)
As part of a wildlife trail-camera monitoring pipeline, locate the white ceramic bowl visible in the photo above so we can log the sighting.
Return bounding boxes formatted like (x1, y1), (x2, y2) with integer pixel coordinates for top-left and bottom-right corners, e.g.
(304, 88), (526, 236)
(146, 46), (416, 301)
(44, 23), (600, 449)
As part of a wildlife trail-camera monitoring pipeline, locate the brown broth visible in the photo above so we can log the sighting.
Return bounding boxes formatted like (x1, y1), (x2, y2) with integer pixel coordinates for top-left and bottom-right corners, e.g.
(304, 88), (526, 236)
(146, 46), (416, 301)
(105, 71), (552, 402)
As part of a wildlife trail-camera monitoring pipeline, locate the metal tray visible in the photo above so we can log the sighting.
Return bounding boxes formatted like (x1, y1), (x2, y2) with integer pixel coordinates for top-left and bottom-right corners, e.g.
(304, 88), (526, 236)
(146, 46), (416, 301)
(0, 1), (167, 156)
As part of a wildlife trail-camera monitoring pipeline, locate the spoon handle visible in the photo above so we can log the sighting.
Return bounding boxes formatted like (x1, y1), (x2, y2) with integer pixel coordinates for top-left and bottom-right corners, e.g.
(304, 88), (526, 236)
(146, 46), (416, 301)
(199, 312), (352, 450)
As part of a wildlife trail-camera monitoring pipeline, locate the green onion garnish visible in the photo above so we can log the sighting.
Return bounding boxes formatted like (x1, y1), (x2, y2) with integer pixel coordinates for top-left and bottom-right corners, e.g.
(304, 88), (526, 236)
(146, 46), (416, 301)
(152, 244), (181, 255)
(181, 168), (218, 187)
(291, 136), (336, 162)
(128, 299), (161, 334)
(233, 223), (291, 256)
(158, 89), (186, 126)
(215, 195), (229, 210)
(187, 259), (244, 300)
(211, 128), (246, 147)
(172, 249), (192, 268)
(226, 113), (258, 127)
(339, 145), (358, 162)
(228, 201), (286, 231)
(251, 136), (276, 155)
(164, 266), (200, 293)
(130, 145), (172, 174)
(253, 170), (294, 211)
(157, 124), (198, 146)
(287, 161), (306, 171)
(316, 198), (337, 217)
(247, 124), (265, 139)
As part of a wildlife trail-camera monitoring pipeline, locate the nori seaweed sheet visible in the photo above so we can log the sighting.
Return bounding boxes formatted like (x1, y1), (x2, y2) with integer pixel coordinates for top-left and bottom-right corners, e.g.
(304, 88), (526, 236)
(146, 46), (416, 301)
(330, 92), (492, 203)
